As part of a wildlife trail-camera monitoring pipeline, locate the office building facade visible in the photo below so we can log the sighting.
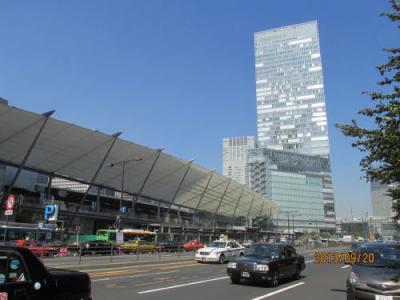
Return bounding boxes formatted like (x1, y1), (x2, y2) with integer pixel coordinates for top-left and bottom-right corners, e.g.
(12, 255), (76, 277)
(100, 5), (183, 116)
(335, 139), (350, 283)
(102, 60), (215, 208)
(254, 21), (329, 157)
(248, 148), (334, 232)
(371, 181), (393, 217)
(252, 21), (336, 231)
(223, 136), (256, 185)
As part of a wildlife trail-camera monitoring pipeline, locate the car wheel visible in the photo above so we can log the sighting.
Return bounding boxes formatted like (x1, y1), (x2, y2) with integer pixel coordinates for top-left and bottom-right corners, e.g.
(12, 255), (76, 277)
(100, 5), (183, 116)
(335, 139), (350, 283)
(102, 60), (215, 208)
(293, 266), (301, 280)
(230, 276), (241, 284)
(270, 270), (279, 287)
(346, 292), (355, 300)
(218, 254), (225, 264)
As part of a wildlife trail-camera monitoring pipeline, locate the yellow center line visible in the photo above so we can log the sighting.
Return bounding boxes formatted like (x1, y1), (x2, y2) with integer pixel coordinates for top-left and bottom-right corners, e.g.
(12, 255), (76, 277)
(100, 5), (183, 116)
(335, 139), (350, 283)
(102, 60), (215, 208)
(90, 261), (202, 277)
(90, 269), (150, 277)
(158, 263), (201, 270)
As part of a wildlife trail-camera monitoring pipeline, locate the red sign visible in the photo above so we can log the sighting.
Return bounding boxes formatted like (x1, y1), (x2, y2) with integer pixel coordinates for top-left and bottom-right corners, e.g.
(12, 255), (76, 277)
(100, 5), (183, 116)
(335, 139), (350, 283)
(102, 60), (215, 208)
(0, 292), (8, 300)
(5, 195), (15, 210)
(59, 247), (68, 257)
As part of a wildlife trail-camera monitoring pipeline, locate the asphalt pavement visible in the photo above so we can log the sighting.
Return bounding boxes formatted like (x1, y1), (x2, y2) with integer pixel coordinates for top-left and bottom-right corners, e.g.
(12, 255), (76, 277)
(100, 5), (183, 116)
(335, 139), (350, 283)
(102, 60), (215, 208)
(42, 247), (351, 300)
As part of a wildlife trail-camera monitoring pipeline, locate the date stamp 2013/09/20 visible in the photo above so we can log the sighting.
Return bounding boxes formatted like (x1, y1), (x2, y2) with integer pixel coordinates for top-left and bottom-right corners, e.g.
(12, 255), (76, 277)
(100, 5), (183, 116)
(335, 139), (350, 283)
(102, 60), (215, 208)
(314, 251), (375, 264)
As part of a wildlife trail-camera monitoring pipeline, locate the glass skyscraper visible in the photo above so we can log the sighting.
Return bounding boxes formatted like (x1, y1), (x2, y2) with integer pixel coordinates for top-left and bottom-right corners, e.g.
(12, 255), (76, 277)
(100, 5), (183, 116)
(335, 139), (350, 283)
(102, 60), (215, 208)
(250, 21), (336, 232)
(223, 136), (256, 185)
(254, 21), (329, 157)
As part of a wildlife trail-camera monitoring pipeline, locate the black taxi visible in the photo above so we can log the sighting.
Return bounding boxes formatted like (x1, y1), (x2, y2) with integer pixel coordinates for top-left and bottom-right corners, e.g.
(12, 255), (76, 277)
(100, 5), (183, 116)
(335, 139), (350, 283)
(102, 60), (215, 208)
(227, 243), (305, 287)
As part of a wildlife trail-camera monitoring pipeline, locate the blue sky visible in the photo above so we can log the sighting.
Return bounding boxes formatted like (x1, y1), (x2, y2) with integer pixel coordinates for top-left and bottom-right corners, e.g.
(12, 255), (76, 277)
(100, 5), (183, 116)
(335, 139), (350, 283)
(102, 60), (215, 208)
(0, 1), (397, 218)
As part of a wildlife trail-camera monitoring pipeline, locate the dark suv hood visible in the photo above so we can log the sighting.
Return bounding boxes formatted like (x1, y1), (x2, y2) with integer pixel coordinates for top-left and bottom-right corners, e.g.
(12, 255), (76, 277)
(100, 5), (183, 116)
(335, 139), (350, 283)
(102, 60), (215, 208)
(353, 264), (400, 285)
(49, 268), (90, 294)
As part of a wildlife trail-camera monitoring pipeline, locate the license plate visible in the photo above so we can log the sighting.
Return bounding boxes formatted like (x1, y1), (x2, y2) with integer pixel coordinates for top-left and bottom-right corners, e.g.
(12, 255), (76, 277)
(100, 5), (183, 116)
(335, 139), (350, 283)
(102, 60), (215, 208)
(241, 272), (250, 278)
(375, 295), (393, 300)
(202, 257), (206, 261)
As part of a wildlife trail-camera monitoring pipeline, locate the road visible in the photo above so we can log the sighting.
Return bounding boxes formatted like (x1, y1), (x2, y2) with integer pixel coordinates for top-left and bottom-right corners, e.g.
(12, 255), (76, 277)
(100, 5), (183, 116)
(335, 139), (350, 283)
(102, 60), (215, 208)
(42, 248), (351, 300)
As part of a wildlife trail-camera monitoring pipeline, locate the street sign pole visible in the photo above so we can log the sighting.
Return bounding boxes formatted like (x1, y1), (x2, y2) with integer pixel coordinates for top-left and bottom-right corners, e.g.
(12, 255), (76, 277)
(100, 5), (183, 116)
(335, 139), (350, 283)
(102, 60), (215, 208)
(3, 215), (9, 242)
(3, 195), (16, 241)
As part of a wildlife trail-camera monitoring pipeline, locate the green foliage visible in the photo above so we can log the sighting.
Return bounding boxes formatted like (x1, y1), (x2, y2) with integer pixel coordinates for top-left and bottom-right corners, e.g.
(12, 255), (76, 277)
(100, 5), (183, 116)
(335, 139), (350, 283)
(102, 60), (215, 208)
(336, 0), (400, 226)
(320, 232), (331, 238)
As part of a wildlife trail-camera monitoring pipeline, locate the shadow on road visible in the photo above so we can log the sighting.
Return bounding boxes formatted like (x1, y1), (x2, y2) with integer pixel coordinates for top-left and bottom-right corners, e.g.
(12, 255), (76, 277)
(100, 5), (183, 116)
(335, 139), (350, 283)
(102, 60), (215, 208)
(235, 275), (306, 288)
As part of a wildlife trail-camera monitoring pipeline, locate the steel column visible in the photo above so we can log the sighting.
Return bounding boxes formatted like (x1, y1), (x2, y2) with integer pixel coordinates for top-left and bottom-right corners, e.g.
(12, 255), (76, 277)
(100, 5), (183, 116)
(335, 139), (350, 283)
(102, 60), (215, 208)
(119, 161), (126, 213)
(64, 132), (121, 233)
(6, 110), (55, 196)
(259, 199), (266, 216)
(157, 200), (161, 220)
(192, 170), (214, 225)
(130, 148), (163, 217)
(195, 171), (215, 210)
(231, 187), (245, 218)
(47, 173), (54, 203)
(166, 160), (193, 215)
(246, 195), (256, 219)
(212, 179), (231, 226)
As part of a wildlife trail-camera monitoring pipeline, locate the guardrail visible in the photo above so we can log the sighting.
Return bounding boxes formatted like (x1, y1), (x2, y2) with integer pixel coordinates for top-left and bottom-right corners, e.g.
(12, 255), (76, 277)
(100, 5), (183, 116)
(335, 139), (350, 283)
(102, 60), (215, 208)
(37, 241), (352, 267)
(39, 243), (197, 266)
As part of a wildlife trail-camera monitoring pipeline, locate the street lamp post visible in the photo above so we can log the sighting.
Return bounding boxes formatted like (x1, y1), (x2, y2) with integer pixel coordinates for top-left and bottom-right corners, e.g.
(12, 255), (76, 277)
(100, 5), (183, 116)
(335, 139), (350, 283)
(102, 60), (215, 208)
(108, 157), (143, 229)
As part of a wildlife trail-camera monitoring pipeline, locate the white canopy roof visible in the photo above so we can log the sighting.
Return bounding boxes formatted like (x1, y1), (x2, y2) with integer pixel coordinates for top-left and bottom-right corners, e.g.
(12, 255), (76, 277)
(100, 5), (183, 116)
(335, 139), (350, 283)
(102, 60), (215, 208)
(0, 102), (276, 218)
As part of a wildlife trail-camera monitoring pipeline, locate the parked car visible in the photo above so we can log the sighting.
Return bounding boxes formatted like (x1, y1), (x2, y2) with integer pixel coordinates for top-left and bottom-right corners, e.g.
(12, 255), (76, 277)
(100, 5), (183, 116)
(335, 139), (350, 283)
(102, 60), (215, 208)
(242, 240), (253, 248)
(156, 241), (184, 252)
(15, 240), (57, 257)
(120, 240), (156, 253)
(183, 240), (205, 251)
(0, 245), (91, 299)
(349, 242), (361, 254)
(227, 243), (305, 286)
(80, 240), (115, 255)
(346, 242), (400, 300)
(196, 240), (245, 264)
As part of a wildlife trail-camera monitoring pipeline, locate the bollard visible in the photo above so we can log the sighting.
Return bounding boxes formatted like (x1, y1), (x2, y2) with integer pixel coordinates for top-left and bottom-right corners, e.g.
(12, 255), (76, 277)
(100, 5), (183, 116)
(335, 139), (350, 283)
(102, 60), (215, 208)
(110, 244), (113, 263)
(78, 245), (82, 265)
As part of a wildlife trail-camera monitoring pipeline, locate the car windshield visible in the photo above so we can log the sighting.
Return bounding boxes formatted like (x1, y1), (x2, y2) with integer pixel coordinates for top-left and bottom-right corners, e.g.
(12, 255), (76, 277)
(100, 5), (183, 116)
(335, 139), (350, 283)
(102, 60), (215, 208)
(357, 246), (400, 267)
(245, 244), (279, 258)
(208, 242), (227, 248)
(351, 243), (359, 250)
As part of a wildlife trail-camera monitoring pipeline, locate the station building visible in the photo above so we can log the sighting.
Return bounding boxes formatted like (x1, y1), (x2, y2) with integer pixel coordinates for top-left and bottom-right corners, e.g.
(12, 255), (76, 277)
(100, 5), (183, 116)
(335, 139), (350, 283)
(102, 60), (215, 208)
(0, 101), (276, 242)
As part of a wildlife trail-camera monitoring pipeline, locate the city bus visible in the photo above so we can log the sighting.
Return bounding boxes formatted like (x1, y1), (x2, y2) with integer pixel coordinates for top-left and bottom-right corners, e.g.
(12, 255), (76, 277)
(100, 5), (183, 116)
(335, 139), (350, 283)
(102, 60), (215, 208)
(95, 229), (156, 244)
(0, 225), (55, 242)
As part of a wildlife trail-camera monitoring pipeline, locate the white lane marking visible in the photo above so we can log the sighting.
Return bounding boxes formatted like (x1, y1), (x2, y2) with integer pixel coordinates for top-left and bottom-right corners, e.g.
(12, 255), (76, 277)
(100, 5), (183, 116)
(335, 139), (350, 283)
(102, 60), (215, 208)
(138, 276), (229, 294)
(341, 265), (350, 269)
(92, 270), (179, 282)
(305, 260), (313, 264)
(250, 282), (306, 300)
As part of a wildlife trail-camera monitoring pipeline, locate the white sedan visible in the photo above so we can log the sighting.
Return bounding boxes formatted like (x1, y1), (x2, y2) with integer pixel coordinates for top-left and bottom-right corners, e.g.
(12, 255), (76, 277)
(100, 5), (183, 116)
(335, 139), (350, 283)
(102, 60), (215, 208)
(195, 240), (245, 264)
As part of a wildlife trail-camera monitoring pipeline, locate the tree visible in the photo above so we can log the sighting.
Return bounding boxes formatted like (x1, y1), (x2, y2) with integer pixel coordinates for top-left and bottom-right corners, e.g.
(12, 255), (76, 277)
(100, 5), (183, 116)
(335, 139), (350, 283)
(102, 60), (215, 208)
(336, 0), (400, 227)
